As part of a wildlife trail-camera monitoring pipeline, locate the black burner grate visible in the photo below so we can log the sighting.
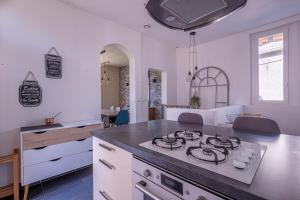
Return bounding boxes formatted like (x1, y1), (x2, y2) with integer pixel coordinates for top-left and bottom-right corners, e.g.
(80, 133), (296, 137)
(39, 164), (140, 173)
(186, 142), (229, 165)
(152, 135), (186, 150)
(206, 134), (240, 150)
(174, 130), (202, 141)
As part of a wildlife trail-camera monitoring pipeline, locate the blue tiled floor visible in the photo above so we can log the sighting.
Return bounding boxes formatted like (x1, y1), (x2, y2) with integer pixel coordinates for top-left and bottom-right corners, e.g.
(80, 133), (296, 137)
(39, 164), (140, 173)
(2, 166), (93, 200)
(35, 167), (93, 200)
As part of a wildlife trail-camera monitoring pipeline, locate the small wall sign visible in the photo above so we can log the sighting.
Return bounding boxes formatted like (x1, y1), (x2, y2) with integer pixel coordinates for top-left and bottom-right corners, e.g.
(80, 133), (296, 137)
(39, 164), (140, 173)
(19, 71), (42, 107)
(45, 47), (62, 79)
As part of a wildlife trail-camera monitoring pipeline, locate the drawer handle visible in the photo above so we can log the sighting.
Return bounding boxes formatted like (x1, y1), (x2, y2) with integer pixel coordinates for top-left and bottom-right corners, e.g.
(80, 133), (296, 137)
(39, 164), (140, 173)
(76, 126), (86, 129)
(76, 138), (87, 142)
(89, 149), (93, 152)
(33, 131), (47, 134)
(33, 146), (47, 150)
(99, 143), (115, 152)
(99, 159), (115, 170)
(50, 157), (62, 162)
(99, 190), (113, 200)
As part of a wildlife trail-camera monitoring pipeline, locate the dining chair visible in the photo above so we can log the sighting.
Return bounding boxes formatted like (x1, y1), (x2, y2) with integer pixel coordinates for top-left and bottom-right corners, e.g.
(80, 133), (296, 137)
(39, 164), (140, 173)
(115, 110), (129, 126)
(232, 116), (280, 134)
(178, 112), (203, 125)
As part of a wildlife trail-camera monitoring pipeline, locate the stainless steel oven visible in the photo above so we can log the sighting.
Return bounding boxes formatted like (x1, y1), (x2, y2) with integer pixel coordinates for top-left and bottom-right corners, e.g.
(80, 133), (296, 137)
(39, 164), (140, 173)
(133, 172), (181, 200)
(132, 157), (226, 200)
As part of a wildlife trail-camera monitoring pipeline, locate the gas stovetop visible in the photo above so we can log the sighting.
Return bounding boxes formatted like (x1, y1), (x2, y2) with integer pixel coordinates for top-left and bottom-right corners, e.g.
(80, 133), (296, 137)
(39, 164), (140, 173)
(139, 130), (267, 184)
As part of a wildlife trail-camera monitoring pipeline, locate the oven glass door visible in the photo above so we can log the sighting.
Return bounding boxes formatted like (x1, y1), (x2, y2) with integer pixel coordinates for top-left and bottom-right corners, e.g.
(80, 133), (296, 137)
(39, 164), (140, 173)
(133, 172), (182, 200)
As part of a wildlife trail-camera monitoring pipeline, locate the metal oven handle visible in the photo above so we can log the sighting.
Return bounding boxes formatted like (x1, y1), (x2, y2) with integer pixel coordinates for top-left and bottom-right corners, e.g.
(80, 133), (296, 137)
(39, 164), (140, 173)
(135, 181), (163, 200)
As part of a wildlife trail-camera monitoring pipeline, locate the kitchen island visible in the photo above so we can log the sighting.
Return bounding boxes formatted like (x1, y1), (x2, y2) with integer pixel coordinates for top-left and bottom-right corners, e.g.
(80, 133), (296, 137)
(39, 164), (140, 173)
(92, 120), (300, 200)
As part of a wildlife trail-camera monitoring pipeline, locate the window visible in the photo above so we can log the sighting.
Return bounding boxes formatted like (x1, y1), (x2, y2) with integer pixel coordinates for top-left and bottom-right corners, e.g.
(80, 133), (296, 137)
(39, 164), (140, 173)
(251, 26), (289, 104)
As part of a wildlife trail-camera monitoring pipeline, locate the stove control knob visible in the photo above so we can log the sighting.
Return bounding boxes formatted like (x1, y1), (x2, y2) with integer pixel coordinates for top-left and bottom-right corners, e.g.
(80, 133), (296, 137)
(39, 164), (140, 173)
(143, 169), (152, 177)
(197, 196), (207, 200)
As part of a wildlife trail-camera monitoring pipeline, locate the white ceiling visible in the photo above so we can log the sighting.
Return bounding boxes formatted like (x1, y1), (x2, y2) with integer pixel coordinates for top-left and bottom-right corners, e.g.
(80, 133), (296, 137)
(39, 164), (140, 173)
(59, 0), (300, 47)
(101, 46), (129, 67)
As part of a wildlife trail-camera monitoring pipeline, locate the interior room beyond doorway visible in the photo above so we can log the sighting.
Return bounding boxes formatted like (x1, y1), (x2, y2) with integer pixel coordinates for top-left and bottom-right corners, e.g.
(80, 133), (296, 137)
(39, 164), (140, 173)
(148, 69), (167, 120)
(101, 45), (130, 127)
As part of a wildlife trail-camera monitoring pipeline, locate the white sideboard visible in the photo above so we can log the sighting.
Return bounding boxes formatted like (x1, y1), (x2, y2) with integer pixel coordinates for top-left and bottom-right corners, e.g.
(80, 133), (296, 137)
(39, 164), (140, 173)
(20, 120), (102, 186)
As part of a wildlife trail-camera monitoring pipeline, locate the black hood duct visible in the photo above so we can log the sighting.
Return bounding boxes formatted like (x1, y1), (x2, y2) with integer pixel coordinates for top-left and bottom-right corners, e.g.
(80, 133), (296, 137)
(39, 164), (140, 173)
(145, 0), (247, 31)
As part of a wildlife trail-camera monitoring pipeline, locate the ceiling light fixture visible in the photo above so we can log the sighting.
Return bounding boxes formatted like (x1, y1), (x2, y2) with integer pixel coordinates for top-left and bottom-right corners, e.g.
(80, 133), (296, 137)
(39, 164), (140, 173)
(100, 50), (111, 84)
(144, 24), (151, 29)
(166, 16), (175, 22)
(186, 31), (198, 82)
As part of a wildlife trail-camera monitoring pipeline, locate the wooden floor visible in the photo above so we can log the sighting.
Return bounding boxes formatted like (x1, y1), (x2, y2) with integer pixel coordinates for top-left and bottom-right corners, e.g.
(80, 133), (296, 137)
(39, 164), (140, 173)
(1, 167), (92, 200)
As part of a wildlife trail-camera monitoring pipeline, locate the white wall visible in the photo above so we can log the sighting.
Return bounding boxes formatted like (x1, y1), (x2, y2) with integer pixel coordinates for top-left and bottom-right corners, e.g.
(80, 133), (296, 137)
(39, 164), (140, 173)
(101, 67), (120, 109)
(177, 15), (300, 135)
(0, 0), (177, 185)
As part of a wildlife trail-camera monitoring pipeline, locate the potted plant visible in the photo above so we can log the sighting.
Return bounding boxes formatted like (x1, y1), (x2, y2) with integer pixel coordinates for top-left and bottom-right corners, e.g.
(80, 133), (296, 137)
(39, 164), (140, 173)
(190, 95), (200, 109)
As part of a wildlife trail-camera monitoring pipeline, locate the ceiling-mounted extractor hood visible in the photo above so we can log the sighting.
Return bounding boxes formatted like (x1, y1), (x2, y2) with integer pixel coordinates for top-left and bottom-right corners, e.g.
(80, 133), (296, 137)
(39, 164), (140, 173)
(145, 0), (247, 31)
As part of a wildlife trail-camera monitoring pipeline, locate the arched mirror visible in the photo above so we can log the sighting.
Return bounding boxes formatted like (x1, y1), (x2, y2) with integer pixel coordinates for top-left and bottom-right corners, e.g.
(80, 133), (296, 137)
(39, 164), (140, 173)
(190, 66), (229, 109)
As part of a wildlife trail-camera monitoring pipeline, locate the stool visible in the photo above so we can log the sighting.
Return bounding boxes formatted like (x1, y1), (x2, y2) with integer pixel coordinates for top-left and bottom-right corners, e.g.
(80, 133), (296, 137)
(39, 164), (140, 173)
(0, 149), (20, 200)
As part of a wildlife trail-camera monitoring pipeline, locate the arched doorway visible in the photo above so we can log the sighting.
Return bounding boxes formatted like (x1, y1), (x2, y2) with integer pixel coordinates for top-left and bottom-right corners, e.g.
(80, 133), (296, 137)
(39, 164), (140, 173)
(147, 68), (168, 120)
(100, 43), (136, 125)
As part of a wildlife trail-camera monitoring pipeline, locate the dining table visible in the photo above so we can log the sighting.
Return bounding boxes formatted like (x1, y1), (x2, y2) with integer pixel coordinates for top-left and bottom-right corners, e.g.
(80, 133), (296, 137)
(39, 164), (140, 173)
(101, 110), (119, 127)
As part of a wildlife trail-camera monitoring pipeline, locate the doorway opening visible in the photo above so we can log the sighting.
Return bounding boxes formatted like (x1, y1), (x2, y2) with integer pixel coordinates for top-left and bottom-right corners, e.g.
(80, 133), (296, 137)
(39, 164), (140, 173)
(148, 69), (167, 120)
(100, 44), (131, 127)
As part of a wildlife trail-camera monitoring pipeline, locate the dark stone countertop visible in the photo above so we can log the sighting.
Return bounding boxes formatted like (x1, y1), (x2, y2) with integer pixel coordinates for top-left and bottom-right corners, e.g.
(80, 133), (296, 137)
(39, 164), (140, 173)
(91, 120), (300, 200)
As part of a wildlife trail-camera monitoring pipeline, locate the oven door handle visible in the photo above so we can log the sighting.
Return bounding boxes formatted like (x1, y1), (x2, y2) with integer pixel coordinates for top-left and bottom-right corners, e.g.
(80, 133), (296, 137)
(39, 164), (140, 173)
(135, 181), (163, 200)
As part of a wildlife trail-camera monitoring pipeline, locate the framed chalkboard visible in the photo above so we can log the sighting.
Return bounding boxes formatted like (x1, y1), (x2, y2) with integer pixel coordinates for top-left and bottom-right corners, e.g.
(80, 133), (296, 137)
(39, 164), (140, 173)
(45, 47), (62, 79)
(19, 71), (42, 107)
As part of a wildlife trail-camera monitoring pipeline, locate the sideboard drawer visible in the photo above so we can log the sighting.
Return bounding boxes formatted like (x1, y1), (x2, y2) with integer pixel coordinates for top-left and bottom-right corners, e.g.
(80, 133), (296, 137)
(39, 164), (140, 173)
(22, 124), (102, 150)
(23, 150), (92, 185)
(23, 137), (92, 167)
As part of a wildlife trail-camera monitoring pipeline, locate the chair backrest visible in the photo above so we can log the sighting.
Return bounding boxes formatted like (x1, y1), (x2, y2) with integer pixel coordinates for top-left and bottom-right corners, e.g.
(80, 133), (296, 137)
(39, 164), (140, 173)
(232, 116), (280, 134)
(115, 110), (129, 126)
(178, 113), (203, 125)
(109, 106), (114, 111)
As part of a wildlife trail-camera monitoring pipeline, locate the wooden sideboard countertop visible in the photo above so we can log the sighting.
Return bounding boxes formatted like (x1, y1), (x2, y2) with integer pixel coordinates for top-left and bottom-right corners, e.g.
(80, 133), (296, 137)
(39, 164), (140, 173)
(21, 120), (103, 150)
(20, 119), (102, 134)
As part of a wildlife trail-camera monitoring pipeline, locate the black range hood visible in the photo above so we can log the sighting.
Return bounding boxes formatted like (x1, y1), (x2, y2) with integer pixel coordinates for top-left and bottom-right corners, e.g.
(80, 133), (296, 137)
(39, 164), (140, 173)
(145, 0), (247, 31)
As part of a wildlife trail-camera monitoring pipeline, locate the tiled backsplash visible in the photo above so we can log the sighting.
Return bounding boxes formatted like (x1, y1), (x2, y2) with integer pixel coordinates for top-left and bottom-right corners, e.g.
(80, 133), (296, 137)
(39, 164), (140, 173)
(119, 66), (130, 108)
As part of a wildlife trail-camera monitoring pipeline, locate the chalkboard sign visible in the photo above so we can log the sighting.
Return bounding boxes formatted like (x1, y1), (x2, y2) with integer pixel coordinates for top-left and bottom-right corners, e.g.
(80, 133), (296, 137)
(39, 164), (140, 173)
(45, 47), (62, 79)
(19, 72), (42, 107)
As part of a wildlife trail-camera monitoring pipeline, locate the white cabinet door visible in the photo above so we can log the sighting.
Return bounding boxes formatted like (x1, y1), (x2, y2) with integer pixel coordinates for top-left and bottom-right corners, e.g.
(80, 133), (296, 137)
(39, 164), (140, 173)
(93, 180), (107, 200)
(93, 137), (132, 200)
(93, 137), (132, 170)
(93, 158), (132, 200)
